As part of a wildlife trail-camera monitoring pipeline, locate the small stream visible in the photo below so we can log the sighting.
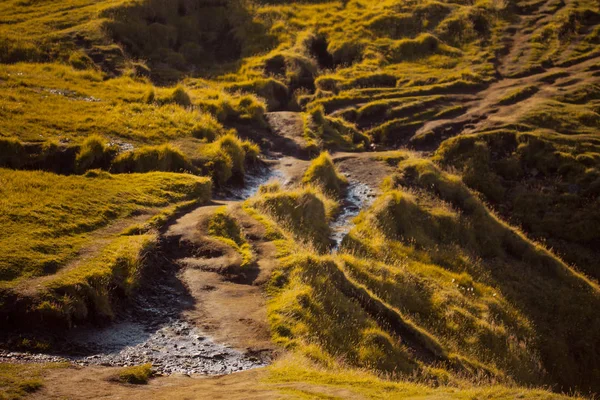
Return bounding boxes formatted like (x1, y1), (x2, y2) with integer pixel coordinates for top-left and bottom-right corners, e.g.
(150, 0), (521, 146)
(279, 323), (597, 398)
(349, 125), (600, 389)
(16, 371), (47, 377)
(216, 163), (286, 201)
(1, 276), (268, 375)
(0, 160), (375, 375)
(330, 179), (376, 251)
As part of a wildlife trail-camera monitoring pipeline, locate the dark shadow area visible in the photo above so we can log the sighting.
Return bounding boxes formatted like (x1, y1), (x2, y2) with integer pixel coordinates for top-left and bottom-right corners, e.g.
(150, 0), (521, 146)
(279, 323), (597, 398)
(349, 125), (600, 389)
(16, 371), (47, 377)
(309, 35), (334, 70)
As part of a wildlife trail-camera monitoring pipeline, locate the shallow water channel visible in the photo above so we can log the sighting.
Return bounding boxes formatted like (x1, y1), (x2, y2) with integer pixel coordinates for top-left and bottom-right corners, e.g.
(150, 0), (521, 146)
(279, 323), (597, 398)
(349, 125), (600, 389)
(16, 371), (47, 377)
(1, 159), (376, 375)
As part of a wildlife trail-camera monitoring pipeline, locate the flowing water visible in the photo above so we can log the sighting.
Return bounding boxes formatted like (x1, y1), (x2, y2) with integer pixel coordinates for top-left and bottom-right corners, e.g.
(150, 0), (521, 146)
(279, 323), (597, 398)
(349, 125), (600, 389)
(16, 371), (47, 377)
(330, 179), (377, 251)
(1, 159), (373, 375)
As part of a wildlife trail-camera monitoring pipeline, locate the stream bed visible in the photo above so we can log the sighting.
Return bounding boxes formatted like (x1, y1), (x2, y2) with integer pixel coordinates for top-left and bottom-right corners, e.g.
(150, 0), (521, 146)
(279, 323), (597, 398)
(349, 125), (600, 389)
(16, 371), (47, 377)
(0, 159), (375, 375)
(330, 179), (377, 250)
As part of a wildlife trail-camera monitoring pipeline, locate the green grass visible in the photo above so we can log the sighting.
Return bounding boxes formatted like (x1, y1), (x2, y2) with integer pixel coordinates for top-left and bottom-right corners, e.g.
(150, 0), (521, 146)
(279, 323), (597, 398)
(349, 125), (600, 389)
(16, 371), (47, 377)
(436, 129), (600, 280)
(111, 144), (193, 174)
(266, 355), (580, 399)
(246, 152), (600, 393)
(248, 185), (337, 253)
(2, 0), (600, 396)
(115, 364), (153, 385)
(302, 152), (348, 198)
(343, 156), (600, 392)
(0, 169), (210, 286)
(0, 169), (211, 326)
(0, 362), (66, 400)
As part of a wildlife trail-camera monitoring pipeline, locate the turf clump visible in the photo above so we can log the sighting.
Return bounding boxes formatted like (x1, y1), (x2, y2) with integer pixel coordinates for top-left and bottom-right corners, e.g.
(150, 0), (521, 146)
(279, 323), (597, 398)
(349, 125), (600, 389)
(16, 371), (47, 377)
(196, 134), (260, 186)
(75, 135), (116, 173)
(249, 185), (336, 252)
(208, 207), (254, 268)
(111, 144), (193, 174)
(115, 364), (153, 385)
(302, 152), (348, 198)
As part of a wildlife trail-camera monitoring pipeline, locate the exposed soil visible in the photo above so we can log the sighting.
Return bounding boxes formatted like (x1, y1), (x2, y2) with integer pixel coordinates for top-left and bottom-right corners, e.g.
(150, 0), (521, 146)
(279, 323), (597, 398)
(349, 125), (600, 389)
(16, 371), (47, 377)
(27, 363), (366, 400)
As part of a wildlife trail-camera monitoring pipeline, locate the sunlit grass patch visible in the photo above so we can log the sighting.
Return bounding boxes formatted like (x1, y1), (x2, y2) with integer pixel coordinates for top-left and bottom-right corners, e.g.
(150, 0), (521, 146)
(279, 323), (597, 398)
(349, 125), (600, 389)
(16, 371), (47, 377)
(113, 364), (153, 385)
(0, 362), (67, 400)
(0, 169), (211, 286)
(208, 207), (254, 268)
(302, 152), (348, 198)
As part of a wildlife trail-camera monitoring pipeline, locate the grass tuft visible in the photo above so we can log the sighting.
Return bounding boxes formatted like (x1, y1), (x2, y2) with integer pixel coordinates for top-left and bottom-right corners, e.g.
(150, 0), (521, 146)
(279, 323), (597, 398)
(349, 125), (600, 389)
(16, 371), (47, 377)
(302, 152), (348, 198)
(115, 364), (153, 385)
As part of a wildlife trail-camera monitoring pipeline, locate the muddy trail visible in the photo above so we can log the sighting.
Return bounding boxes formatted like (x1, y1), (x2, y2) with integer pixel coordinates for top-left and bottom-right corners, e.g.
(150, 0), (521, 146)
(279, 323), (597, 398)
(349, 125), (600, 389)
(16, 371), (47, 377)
(0, 131), (389, 376)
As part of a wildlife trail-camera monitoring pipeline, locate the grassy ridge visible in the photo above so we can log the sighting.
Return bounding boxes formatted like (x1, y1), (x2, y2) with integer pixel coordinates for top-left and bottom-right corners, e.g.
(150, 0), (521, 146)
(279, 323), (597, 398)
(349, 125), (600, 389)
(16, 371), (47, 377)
(0, 169), (210, 285)
(436, 129), (600, 280)
(0, 169), (211, 326)
(344, 156), (600, 392)
(245, 153), (600, 394)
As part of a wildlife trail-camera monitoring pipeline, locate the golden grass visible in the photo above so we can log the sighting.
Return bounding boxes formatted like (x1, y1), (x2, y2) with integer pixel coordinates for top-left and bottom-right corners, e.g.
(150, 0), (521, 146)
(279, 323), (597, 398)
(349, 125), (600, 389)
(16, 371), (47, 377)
(0, 362), (68, 400)
(2, 0), (600, 396)
(0, 169), (210, 286)
(302, 152), (348, 198)
(208, 207), (254, 268)
(114, 364), (153, 385)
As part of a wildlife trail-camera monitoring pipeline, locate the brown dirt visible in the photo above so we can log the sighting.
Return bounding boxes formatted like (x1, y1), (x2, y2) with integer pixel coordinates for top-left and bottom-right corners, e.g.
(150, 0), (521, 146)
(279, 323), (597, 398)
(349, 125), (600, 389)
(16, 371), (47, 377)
(164, 201), (279, 355)
(30, 366), (280, 399)
(332, 151), (397, 191)
(265, 112), (311, 158)
(30, 364), (367, 400)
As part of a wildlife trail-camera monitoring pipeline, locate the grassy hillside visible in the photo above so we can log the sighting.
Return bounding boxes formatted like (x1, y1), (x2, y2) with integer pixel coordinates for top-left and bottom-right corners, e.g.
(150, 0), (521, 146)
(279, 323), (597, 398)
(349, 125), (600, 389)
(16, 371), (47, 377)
(1, 0), (599, 398)
(0, 169), (211, 327)
(248, 154), (600, 394)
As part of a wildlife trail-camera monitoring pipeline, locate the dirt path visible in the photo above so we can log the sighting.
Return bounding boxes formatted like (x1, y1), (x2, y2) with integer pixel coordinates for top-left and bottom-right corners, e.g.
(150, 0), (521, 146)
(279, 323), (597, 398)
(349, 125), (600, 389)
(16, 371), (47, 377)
(0, 112), (399, 377)
(164, 201), (279, 355)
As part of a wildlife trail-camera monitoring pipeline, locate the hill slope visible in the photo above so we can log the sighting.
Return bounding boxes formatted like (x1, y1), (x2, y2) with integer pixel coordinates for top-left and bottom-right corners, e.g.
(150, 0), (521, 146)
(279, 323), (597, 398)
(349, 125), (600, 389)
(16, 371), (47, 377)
(1, 0), (599, 398)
